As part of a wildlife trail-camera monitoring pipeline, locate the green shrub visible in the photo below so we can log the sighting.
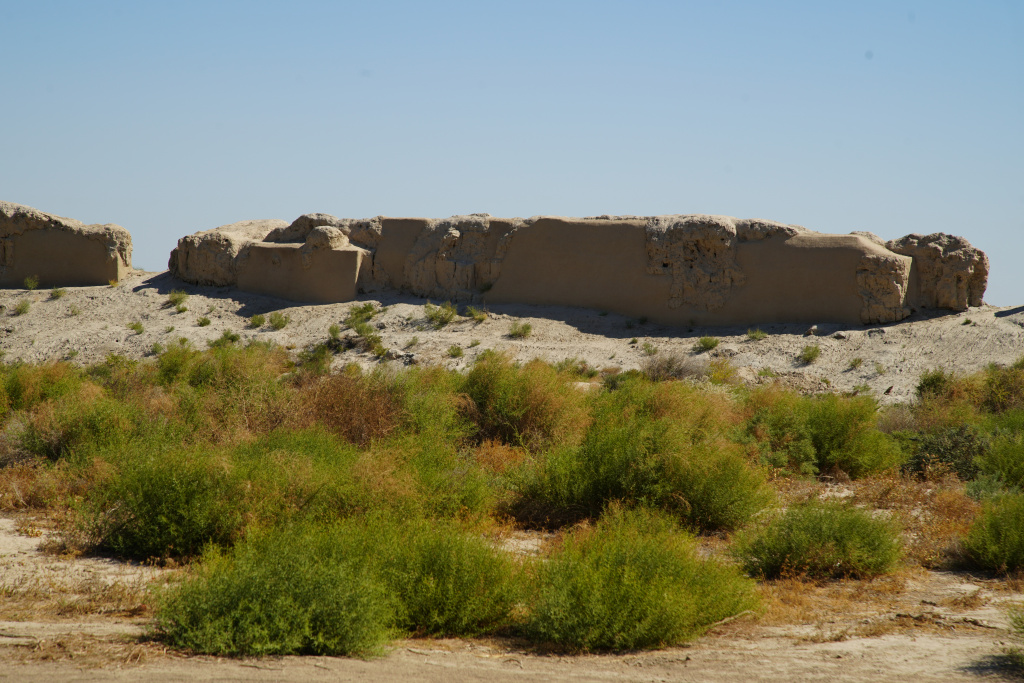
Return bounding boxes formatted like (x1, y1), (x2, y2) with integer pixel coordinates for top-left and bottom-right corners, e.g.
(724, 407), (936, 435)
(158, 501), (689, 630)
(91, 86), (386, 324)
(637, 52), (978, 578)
(370, 517), (522, 636)
(509, 321), (532, 339)
(985, 363), (1024, 414)
(23, 275), (39, 290)
(77, 448), (245, 560)
(197, 317), (211, 327)
(742, 387), (818, 476)
(49, 287), (66, 300)
(905, 424), (987, 480)
(803, 394), (904, 477)
(465, 306), (487, 323)
(208, 330), (241, 348)
(328, 323), (341, 340)
(849, 357), (864, 370)
(248, 314), (265, 328)
(424, 301), (457, 329)
(127, 321), (144, 334)
(695, 336), (719, 352)
(525, 507), (757, 652)
(963, 494), (1024, 572)
(799, 344), (821, 364)
(746, 329), (767, 341)
(734, 501), (902, 579)
(978, 434), (1024, 488)
(14, 299), (30, 316)
(514, 379), (769, 531)
(166, 290), (188, 308)
(918, 368), (955, 399)
(268, 311), (290, 330)
(462, 352), (589, 451)
(154, 525), (394, 656)
(447, 345), (463, 358)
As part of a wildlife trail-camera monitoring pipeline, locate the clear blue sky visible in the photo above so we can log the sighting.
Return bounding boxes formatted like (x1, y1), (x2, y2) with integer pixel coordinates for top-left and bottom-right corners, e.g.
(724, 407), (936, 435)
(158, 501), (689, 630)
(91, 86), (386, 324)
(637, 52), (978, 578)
(3, 1), (1021, 304)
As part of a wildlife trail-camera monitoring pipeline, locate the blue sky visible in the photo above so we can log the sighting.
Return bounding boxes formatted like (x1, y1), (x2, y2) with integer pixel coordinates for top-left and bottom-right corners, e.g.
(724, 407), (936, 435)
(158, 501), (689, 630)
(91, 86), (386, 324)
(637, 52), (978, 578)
(2, 1), (1021, 304)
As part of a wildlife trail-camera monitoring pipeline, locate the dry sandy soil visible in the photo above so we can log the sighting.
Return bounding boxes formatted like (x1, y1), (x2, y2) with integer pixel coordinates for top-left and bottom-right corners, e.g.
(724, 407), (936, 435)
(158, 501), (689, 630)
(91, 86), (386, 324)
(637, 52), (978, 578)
(1, 270), (1023, 403)
(4, 270), (1024, 681)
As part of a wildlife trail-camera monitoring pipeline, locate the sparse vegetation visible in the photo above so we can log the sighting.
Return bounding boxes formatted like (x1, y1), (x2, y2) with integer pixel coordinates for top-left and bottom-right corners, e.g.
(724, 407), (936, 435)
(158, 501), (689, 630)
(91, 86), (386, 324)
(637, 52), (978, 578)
(166, 290), (189, 308)
(127, 321), (144, 334)
(641, 342), (658, 356)
(69, 304), (81, 316)
(249, 314), (265, 328)
(447, 345), (463, 358)
(424, 301), (457, 329)
(508, 321), (532, 339)
(799, 344), (821, 364)
(14, 300), (30, 316)
(268, 312), (290, 330)
(24, 275), (39, 290)
(328, 324), (341, 340)
(9, 343), (1024, 660)
(49, 287), (66, 300)
(747, 328), (767, 341)
(696, 336), (719, 352)
(465, 306), (487, 323)
(849, 357), (864, 370)
(734, 501), (902, 579)
(197, 317), (211, 327)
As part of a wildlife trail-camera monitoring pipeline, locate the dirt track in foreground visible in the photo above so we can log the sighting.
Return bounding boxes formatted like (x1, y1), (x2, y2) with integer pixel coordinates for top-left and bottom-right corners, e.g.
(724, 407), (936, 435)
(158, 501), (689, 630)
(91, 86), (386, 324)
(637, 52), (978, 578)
(2, 512), (1023, 683)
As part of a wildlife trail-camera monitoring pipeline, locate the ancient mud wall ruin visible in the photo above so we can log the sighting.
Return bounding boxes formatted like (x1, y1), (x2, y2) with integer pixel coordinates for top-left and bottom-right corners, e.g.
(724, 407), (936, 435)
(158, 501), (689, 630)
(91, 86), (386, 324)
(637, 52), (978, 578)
(169, 212), (989, 326)
(0, 202), (133, 287)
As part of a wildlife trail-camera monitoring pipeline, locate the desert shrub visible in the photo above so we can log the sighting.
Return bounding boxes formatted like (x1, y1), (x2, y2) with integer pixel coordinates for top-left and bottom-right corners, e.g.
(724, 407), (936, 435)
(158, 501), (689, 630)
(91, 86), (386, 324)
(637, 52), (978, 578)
(799, 344), (821, 364)
(746, 328), (767, 341)
(268, 311), (290, 330)
(154, 525), (394, 656)
(248, 314), (265, 328)
(23, 275), (39, 290)
(695, 336), (718, 352)
(13, 299), (30, 316)
(197, 317), (211, 327)
(918, 368), (956, 399)
(18, 394), (149, 461)
(662, 444), (772, 532)
(465, 305), (487, 322)
(514, 379), (768, 531)
(803, 394), (904, 477)
(734, 501), (902, 579)
(49, 287), (66, 300)
(977, 434), (1024, 489)
(0, 362), (84, 418)
(343, 303), (385, 356)
(369, 517), (522, 636)
(525, 507), (757, 652)
(424, 301), (457, 329)
(127, 321), (144, 334)
(165, 290), (188, 308)
(508, 321), (532, 339)
(77, 448), (245, 560)
(447, 345), (463, 358)
(297, 342), (334, 375)
(984, 363), (1024, 414)
(552, 357), (599, 380)
(641, 352), (706, 382)
(963, 493), (1024, 572)
(742, 386), (818, 475)
(462, 352), (589, 450)
(302, 368), (406, 447)
(207, 330), (240, 348)
(904, 424), (987, 480)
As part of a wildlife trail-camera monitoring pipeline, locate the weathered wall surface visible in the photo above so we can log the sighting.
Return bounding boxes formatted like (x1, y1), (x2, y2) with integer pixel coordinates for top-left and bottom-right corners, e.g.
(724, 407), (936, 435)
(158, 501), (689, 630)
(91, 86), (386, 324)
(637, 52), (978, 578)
(0, 202), (132, 287)
(169, 212), (987, 326)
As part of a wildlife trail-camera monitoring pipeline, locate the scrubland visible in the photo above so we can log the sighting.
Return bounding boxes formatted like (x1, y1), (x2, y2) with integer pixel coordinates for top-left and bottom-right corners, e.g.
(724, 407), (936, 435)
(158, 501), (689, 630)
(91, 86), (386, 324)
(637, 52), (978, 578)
(4, 330), (1024, 671)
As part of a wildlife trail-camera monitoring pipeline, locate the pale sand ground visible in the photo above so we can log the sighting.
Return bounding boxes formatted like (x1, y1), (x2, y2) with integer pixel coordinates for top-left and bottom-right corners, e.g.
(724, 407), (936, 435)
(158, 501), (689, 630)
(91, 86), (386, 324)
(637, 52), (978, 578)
(1, 513), (1022, 682)
(2, 270), (1023, 403)
(3, 271), (1024, 680)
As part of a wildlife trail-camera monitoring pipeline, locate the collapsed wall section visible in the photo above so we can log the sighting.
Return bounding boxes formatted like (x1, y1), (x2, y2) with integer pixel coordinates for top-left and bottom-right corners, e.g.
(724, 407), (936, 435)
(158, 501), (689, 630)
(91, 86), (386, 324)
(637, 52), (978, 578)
(168, 211), (987, 326)
(0, 201), (132, 287)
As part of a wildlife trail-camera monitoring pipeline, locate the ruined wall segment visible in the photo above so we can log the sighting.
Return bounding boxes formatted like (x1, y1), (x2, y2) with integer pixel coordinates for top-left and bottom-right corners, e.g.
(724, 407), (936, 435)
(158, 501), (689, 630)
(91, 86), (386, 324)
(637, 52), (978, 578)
(0, 201), (132, 287)
(887, 233), (989, 312)
(168, 211), (987, 325)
